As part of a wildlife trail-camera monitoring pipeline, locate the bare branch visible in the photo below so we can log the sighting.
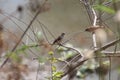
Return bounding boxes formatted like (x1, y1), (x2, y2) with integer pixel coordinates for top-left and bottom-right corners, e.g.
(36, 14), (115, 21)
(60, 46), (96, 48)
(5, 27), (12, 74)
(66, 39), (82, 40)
(95, 38), (120, 53)
(60, 38), (120, 78)
(0, 0), (48, 69)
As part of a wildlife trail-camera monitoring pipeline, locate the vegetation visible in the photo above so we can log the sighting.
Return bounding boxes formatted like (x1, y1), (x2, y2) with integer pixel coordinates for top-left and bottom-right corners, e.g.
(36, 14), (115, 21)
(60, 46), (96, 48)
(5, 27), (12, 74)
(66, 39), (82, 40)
(0, 0), (120, 80)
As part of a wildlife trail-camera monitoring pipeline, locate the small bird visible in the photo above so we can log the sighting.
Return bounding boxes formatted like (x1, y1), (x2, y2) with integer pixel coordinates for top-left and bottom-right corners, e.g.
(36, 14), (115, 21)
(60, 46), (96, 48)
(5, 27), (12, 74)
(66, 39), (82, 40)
(85, 25), (102, 32)
(52, 33), (65, 45)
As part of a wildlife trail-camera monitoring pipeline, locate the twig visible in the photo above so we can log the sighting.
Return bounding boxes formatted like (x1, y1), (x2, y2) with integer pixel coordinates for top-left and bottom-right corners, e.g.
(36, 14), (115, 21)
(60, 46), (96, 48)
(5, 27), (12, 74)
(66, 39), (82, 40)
(60, 38), (120, 78)
(60, 44), (83, 58)
(0, 0), (48, 69)
(91, 8), (98, 50)
(92, 8), (97, 26)
(95, 38), (120, 53)
(60, 59), (88, 78)
(81, 0), (93, 24)
(1, 11), (38, 42)
(81, 0), (98, 49)
(108, 56), (111, 80)
(36, 63), (40, 80)
(102, 51), (120, 54)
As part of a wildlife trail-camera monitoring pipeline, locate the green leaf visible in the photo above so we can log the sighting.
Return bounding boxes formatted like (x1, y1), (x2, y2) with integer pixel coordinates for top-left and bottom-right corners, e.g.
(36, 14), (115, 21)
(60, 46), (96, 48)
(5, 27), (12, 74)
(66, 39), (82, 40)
(103, 60), (110, 66)
(10, 52), (21, 62)
(117, 65), (120, 73)
(49, 57), (58, 63)
(94, 5), (115, 14)
(52, 65), (57, 72)
(37, 56), (46, 63)
(53, 71), (63, 77)
(16, 44), (39, 53)
(48, 51), (54, 55)
(16, 45), (29, 53)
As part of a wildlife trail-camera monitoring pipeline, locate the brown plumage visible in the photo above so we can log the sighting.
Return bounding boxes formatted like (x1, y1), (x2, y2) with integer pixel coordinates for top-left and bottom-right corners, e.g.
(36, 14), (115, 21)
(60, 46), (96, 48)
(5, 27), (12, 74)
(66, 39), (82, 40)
(85, 25), (104, 32)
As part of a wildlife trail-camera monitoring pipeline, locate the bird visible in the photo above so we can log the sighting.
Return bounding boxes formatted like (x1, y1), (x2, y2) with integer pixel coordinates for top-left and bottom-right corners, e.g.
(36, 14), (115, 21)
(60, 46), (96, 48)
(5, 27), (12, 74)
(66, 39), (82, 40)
(85, 25), (102, 32)
(52, 33), (65, 45)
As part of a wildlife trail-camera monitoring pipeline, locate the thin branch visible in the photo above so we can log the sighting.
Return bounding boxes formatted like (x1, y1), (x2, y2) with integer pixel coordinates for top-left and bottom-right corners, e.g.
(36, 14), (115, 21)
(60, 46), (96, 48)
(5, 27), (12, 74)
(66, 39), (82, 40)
(0, 0), (48, 69)
(81, 0), (98, 49)
(60, 59), (88, 78)
(92, 8), (97, 26)
(108, 56), (111, 80)
(95, 38), (120, 53)
(60, 38), (120, 78)
(26, 11), (55, 44)
(2, 14), (34, 42)
(102, 51), (120, 54)
(36, 63), (40, 80)
(37, 20), (55, 39)
(91, 8), (98, 50)
(60, 44), (83, 58)
(38, 21), (51, 44)
(1, 10), (37, 40)
(81, 0), (93, 24)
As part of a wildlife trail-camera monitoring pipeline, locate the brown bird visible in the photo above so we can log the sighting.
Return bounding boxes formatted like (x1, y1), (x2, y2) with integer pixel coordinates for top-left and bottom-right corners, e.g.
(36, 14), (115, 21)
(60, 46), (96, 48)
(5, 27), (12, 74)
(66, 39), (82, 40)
(52, 33), (65, 45)
(85, 25), (103, 32)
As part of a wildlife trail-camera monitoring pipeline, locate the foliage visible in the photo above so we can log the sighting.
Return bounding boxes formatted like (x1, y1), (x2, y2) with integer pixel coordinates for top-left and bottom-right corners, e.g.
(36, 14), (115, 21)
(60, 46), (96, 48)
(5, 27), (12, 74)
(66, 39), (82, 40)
(0, 0), (120, 80)
(93, 4), (115, 14)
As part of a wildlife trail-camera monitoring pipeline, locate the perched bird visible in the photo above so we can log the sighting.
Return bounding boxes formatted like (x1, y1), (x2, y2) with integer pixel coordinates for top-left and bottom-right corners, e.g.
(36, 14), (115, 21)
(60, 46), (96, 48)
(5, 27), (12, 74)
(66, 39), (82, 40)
(85, 25), (102, 32)
(52, 33), (65, 45)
